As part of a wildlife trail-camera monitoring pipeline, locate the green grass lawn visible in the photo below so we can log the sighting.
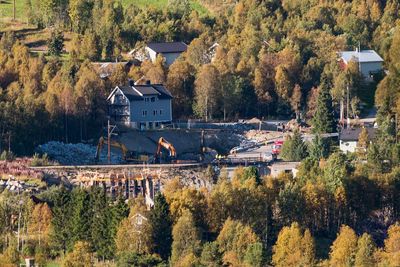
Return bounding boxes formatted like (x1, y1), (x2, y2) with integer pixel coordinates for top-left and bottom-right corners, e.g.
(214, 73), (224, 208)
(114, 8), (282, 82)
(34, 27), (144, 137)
(122, 0), (209, 15)
(121, 0), (169, 9)
(0, 0), (209, 22)
(0, 0), (28, 22)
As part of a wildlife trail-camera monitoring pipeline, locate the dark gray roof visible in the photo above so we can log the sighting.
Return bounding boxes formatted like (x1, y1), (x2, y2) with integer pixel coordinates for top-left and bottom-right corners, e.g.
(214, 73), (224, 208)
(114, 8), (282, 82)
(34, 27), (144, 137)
(133, 85), (160, 95)
(118, 86), (142, 101)
(147, 42), (187, 53)
(111, 84), (173, 101)
(152, 84), (173, 99)
(340, 128), (377, 141)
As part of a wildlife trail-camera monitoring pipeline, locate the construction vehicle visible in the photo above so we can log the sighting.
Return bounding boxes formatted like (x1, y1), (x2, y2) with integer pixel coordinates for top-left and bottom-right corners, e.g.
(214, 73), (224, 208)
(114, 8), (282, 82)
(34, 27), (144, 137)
(95, 137), (151, 163)
(155, 137), (177, 163)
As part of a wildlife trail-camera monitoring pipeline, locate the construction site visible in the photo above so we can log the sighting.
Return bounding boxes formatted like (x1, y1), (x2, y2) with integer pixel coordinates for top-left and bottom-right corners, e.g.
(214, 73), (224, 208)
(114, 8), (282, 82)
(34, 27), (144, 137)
(0, 119), (292, 206)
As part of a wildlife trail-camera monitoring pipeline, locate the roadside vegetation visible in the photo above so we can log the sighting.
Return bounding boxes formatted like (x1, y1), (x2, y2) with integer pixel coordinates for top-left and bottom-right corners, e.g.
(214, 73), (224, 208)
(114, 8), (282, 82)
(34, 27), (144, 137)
(0, 0), (400, 265)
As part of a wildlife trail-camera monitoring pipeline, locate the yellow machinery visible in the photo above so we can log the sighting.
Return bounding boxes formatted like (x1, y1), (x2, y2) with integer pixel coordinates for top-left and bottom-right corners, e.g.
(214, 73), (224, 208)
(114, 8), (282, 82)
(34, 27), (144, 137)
(95, 137), (150, 163)
(155, 137), (177, 163)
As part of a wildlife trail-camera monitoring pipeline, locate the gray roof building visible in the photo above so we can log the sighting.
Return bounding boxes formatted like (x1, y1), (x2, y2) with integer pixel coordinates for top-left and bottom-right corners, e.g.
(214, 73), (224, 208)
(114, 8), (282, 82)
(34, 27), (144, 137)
(339, 128), (377, 141)
(339, 49), (384, 80)
(147, 42), (188, 53)
(145, 42), (188, 66)
(107, 84), (173, 130)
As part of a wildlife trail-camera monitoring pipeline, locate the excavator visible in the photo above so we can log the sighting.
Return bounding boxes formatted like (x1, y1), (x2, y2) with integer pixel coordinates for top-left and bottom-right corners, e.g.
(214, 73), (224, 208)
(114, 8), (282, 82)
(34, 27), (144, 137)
(155, 137), (177, 163)
(95, 137), (151, 163)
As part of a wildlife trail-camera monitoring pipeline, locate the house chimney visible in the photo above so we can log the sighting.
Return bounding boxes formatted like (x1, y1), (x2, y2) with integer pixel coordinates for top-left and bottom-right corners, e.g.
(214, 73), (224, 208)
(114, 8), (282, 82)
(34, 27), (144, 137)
(146, 80), (151, 85)
(128, 79), (134, 86)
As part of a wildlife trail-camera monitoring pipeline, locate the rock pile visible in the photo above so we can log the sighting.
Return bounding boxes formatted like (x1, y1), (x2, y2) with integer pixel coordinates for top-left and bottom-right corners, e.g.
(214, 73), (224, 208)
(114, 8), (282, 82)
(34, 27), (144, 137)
(37, 141), (122, 165)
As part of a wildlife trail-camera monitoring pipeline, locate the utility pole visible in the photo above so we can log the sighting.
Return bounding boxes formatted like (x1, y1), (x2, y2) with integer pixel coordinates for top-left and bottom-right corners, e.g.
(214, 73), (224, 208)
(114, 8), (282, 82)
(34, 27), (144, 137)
(346, 85), (350, 129)
(8, 132), (11, 153)
(107, 119), (117, 164)
(108, 120), (111, 164)
(13, 0), (16, 21)
(205, 95), (208, 123)
(396, 113), (398, 144)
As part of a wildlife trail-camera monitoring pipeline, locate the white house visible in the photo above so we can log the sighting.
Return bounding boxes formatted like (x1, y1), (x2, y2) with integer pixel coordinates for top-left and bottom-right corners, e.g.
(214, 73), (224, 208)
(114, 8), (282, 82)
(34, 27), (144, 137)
(339, 49), (384, 81)
(145, 42), (187, 66)
(268, 162), (300, 178)
(339, 128), (377, 153)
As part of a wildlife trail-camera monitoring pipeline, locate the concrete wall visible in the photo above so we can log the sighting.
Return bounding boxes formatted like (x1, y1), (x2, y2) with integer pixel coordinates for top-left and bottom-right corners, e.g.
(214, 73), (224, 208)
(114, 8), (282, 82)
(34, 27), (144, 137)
(340, 140), (357, 153)
(130, 95), (172, 129)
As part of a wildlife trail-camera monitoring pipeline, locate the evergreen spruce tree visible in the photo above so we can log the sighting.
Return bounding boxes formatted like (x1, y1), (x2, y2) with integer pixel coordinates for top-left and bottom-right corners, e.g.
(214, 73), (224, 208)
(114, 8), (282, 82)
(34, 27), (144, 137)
(47, 29), (64, 57)
(281, 130), (308, 161)
(149, 193), (173, 260)
(90, 186), (113, 260)
(308, 134), (330, 160)
(70, 188), (92, 248)
(49, 185), (72, 254)
(111, 197), (129, 236)
(312, 81), (336, 134)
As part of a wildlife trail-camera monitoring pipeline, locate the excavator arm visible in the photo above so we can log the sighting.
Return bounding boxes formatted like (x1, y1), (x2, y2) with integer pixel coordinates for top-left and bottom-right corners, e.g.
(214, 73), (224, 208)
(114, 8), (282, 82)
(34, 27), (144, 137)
(95, 137), (130, 162)
(155, 137), (177, 162)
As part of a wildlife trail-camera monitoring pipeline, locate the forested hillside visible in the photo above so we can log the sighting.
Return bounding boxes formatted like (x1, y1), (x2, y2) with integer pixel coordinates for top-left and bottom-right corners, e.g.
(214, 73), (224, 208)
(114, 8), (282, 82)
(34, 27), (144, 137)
(0, 0), (399, 154)
(0, 0), (400, 266)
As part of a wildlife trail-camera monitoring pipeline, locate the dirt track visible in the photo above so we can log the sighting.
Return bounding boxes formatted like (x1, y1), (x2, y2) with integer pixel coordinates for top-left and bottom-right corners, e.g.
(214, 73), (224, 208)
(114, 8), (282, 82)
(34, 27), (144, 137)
(117, 129), (243, 159)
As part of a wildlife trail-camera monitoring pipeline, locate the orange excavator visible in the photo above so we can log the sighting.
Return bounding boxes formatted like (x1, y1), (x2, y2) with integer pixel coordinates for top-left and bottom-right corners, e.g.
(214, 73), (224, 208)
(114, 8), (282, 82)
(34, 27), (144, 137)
(155, 137), (177, 163)
(95, 137), (151, 163)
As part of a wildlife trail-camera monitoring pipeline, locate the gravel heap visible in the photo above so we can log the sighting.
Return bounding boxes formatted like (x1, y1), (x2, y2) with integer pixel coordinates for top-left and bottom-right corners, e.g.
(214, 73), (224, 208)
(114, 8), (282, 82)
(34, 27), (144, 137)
(37, 141), (122, 165)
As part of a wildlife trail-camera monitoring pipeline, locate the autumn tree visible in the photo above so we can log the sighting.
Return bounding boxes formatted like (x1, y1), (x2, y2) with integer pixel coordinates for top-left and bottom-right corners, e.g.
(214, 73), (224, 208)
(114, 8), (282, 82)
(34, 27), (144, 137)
(115, 197), (152, 255)
(217, 218), (263, 266)
(28, 203), (52, 248)
(378, 222), (400, 267)
(170, 210), (202, 265)
(109, 64), (128, 86)
(357, 127), (369, 159)
(200, 242), (222, 267)
(141, 57), (166, 84)
(272, 222), (315, 267)
(355, 233), (376, 267)
(290, 84), (302, 120)
(329, 225), (358, 267)
(254, 53), (277, 116)
(62, 241), (93, 267)
(193, 64), (220, 121)
(69, 0), (94, 33)
(166, 60), (195, 117)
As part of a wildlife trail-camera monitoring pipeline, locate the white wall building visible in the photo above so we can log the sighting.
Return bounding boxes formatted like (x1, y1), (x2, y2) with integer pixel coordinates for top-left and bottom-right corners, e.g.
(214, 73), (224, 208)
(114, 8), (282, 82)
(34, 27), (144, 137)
(145, 42), (187, 66)
(339, 128), (377, 153)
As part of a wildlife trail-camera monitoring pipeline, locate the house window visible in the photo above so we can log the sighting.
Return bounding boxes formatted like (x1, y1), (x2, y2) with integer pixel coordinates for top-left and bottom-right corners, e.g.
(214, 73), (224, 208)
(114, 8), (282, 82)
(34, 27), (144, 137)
(144, 98), (149, 102)
(151, 97), (156, 102)
(142, 110), (147, 117)
(153, 110), (157, 116)
(159, 109), (163, 115)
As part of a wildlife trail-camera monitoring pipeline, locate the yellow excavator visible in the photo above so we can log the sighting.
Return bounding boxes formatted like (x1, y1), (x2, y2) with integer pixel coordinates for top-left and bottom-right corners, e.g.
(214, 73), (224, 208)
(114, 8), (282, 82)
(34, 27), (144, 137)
(95, 137), (150, 163)
(155, 137), (177, 163)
